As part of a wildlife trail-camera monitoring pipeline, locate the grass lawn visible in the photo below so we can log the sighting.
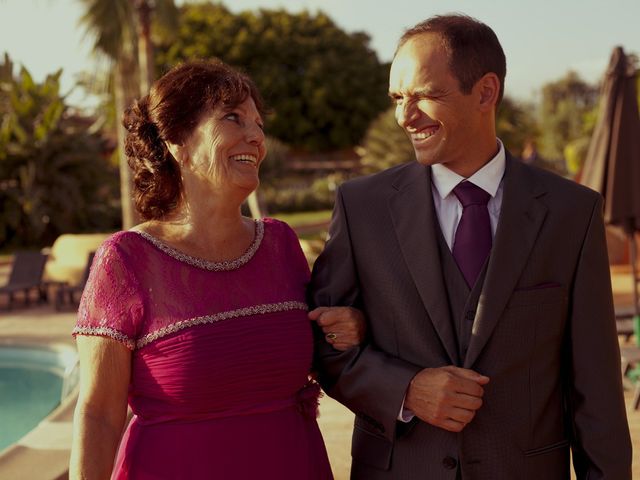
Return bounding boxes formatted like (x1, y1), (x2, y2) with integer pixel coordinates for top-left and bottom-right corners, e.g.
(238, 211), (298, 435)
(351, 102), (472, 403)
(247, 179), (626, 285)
(270, 210), (332, 227)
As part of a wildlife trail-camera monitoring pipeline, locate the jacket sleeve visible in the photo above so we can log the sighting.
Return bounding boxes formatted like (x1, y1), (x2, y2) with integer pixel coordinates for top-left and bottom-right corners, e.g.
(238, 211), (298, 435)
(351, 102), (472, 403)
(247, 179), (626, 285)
(568, 195), (632, 479)
(309, 186), (422, 443)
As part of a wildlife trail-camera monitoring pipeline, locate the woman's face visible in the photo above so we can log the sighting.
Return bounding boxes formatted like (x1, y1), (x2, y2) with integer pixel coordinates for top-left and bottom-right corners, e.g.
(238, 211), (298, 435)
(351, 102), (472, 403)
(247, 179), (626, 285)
(181, 97), (266, 197)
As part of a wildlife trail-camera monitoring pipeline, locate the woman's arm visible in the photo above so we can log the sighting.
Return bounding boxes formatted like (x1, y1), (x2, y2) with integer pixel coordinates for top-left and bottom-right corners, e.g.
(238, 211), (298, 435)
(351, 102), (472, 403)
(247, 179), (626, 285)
(69, 336), (131, 480)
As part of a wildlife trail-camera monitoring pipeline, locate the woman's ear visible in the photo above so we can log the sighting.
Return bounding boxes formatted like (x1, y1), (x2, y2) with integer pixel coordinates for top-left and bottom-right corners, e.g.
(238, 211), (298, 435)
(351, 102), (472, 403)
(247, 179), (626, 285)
(165, 141), (188, 166)
(476, 72), (500, 112)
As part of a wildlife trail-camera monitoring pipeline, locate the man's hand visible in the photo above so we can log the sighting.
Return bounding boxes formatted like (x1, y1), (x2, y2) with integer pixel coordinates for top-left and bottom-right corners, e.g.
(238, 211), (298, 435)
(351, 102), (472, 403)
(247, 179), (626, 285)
(404, 366), (489, 432)
(309, 306), (366, 351)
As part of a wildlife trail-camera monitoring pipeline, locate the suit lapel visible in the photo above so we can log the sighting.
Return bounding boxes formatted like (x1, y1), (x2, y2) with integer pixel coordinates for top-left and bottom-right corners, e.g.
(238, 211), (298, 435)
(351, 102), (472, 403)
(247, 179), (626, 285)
(464, 156), (549, 368)
(388, 163), (459, 365)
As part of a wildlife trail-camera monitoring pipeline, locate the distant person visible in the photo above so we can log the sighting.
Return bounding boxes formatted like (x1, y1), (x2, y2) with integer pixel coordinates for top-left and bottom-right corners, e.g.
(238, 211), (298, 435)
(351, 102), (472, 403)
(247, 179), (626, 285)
(69, 59), (364, 479)
(520, 138), (541, 165)
(309, 14), (631, 479)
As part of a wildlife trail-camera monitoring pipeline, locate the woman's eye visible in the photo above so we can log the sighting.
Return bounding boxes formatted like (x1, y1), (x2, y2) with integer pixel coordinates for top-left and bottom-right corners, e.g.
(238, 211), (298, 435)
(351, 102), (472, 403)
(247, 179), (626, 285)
(225, 112), (240, 122)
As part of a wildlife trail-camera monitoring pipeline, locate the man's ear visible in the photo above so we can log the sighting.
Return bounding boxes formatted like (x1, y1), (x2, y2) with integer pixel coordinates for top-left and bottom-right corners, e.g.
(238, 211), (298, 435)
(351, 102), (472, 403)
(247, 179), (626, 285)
(165, 141), (188, 166)
(476, 73), (500, 112)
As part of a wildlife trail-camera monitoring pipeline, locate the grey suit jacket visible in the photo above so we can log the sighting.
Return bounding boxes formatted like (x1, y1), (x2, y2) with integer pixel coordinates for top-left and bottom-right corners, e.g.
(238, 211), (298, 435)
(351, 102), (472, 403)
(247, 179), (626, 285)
(309, 155), (632, 480)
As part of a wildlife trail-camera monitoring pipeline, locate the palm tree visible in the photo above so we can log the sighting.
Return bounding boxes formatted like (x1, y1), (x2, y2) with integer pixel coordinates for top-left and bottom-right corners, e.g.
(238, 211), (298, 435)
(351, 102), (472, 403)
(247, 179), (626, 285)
(78, 0), (177, 229)
(78, 1), (269, 221)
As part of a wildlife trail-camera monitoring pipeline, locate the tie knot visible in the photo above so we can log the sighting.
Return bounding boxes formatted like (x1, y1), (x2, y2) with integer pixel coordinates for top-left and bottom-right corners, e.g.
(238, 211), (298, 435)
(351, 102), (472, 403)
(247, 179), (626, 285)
(453, 182), (491, 207)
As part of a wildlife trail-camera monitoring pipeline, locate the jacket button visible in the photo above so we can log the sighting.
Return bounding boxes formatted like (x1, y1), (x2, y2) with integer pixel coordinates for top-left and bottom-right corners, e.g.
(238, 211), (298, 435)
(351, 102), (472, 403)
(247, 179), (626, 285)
(442, 456), (458, 470)
(465, 310), (475, 321)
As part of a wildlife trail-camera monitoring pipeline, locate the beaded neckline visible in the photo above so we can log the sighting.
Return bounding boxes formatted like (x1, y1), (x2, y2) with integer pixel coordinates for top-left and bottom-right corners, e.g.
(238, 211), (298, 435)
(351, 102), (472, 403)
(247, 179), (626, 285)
(132, 219), (264, 271)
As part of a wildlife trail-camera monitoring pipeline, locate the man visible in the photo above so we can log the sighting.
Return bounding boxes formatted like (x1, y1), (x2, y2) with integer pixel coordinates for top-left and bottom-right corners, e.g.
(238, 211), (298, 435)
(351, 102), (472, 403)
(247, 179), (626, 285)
(309, 14), (631, 480)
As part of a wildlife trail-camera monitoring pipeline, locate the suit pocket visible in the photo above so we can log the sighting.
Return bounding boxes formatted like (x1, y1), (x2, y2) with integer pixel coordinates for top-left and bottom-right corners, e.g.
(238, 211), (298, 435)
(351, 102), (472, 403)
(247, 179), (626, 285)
(523, 439), (569, 457)
(352, 422), (393, 470)
(507, 285), (567, 308)
(523, 439), (571, 480)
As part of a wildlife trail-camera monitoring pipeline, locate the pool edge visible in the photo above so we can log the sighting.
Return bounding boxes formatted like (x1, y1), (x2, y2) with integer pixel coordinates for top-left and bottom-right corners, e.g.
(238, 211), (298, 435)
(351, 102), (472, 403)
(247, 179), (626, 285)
(0, 340), (79, 480)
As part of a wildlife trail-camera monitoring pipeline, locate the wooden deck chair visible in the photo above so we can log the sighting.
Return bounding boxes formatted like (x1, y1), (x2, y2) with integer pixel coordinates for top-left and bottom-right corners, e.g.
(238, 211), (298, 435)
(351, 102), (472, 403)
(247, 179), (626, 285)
(54, 251), (95, 310)
(0, 251), (48, 310)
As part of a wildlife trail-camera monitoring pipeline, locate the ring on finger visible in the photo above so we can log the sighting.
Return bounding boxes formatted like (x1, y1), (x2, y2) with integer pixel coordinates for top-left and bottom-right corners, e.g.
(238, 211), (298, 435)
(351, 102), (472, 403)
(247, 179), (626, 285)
(325, 332), (338, 341)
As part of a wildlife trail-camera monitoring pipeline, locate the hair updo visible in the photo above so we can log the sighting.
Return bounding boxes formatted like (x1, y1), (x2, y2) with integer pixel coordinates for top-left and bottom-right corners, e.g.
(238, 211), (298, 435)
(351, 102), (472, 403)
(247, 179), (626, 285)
(123, 59), (265, 220)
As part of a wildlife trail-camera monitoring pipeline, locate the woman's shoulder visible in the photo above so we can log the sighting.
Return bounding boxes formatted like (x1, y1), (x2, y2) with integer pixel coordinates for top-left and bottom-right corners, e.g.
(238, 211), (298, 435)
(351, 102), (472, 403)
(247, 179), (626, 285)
(261, 217), (299, 241)
(93, 230), (150, 264)
(96, 230), (141, 250)
(262, 217), (294, 232)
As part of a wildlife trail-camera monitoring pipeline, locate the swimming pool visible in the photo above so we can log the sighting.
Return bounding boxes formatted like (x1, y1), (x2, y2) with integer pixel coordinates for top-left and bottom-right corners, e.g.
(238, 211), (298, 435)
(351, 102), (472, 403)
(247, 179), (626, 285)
(0, 345), (78, 452)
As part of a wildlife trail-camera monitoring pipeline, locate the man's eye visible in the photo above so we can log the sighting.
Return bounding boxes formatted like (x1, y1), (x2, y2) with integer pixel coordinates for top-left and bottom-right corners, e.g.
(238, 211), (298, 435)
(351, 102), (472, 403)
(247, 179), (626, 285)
(225, 112), (240, 122)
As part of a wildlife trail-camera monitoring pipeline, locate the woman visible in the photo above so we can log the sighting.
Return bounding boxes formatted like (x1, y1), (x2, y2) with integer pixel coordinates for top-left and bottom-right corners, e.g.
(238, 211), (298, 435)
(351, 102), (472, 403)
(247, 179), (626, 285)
(70, 60), (362, 479)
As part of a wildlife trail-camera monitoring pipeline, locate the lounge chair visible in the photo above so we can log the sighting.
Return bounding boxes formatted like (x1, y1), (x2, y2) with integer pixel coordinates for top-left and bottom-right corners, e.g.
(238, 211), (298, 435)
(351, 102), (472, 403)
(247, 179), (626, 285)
(615, 305), (636, 341)
(54, 251), (95, 310)
(0, 251), (48, 310)
(621, 346), (640, 410)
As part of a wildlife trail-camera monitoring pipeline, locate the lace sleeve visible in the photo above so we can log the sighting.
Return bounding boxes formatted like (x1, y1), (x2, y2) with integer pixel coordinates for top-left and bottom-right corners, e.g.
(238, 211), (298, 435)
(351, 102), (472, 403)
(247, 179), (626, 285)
(72, 237), (145, 350)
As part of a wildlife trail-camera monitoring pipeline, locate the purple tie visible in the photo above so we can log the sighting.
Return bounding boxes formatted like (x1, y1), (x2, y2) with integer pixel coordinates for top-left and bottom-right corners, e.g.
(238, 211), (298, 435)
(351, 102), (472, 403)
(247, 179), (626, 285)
(452, 181), (492, 288)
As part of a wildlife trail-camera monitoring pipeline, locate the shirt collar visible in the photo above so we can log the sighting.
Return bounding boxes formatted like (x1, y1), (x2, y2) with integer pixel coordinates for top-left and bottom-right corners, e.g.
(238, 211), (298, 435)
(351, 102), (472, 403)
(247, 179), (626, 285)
(431, 140), (506, 199)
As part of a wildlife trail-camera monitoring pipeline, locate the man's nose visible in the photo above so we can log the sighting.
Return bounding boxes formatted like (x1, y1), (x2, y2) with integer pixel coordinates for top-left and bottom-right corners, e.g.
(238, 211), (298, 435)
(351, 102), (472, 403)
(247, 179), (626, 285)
(396, 100), (419, 129)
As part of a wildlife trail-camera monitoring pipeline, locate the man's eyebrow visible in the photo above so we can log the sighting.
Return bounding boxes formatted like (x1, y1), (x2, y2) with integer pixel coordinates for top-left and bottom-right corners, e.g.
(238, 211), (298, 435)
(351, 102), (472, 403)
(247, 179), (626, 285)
(388, 87), (444, 99)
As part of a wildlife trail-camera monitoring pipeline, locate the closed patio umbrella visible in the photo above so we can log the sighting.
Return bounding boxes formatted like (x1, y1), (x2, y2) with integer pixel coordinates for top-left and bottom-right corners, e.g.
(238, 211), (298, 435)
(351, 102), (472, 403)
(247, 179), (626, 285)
(581, 46), (640, 320)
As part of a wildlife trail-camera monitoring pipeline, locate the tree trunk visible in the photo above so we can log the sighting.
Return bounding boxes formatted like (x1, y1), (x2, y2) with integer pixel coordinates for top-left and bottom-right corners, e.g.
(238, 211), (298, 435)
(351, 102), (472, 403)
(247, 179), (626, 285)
(247, 191), (265, 219)
(135, 0), (154, 95)
(115, 56), (140, 229)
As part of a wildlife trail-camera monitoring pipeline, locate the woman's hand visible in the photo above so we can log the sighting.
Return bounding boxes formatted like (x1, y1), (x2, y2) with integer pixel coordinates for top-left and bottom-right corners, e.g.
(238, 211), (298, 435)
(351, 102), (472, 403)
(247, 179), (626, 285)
(308, 306), (366, 351)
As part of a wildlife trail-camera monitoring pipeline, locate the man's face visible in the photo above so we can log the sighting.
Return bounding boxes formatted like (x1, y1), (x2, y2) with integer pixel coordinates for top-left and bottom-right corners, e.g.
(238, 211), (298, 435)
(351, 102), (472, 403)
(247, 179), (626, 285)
(389, 34), (482, 173)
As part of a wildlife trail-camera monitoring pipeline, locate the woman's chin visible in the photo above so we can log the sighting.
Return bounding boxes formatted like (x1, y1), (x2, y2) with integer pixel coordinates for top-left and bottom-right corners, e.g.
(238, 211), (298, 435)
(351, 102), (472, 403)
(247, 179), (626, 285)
(232, 176), (260, 196)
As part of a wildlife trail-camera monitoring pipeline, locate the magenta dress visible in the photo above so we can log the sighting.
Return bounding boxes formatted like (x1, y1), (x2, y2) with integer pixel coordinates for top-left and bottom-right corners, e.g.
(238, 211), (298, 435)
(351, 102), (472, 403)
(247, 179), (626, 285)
(73, 218), (333, 479)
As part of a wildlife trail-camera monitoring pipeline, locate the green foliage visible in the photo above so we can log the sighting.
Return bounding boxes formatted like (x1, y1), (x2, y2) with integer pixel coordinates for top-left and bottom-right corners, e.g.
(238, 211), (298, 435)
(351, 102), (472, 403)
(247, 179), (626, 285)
(261, 175), (342, 213)
(0, 56), (120, 249)
(270, 209), (332, 228)
(357, 107), (414, 173)
(538, 71), (599, 164)
(155, 3), (390, 151)
(564, 137), (592, 176)
(79, 0), (137, 61)
(259, 136), (290, 187)
(496, 96), (538, 155)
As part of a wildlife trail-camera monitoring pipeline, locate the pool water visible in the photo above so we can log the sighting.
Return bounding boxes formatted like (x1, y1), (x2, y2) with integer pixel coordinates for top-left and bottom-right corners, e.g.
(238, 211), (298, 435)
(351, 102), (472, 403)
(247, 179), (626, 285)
(0, 346), (78, 452)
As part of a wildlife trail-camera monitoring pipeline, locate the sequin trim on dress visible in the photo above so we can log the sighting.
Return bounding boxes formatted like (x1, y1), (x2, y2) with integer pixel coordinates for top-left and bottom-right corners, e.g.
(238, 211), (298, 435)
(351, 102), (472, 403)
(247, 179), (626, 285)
(73, 300), (308, 350)
(72, 326), (136, 350)
(135, 300), (308, 349)
(133, 219), (264, 271)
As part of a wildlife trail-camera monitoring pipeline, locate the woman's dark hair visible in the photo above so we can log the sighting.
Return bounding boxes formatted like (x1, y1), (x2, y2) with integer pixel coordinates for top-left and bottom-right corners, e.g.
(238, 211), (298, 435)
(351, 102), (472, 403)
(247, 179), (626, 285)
(398, 14), (507, 105)
(123, 59), (265, 220)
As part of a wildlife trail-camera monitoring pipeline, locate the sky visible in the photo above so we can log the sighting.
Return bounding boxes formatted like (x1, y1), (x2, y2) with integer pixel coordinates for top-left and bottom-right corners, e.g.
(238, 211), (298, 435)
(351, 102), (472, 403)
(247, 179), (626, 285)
(1, 0), (639, 108)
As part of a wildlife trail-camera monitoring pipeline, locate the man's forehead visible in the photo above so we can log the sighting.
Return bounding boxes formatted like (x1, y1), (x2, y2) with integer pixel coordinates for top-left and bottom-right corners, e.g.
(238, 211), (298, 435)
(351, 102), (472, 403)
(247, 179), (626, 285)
(389, 54), (433, 91)
(390, 37), (450, 89)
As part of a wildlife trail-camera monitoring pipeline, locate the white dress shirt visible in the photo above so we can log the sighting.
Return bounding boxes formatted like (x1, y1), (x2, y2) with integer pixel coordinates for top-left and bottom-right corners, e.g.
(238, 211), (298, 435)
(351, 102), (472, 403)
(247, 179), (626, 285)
(398, 139), (506, 422)
(431, 140), (506, 250)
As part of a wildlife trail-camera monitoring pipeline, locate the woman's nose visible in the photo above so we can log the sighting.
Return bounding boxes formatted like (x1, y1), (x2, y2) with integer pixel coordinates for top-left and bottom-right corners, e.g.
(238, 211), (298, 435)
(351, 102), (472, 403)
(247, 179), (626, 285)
(247, 123), (265, 146)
